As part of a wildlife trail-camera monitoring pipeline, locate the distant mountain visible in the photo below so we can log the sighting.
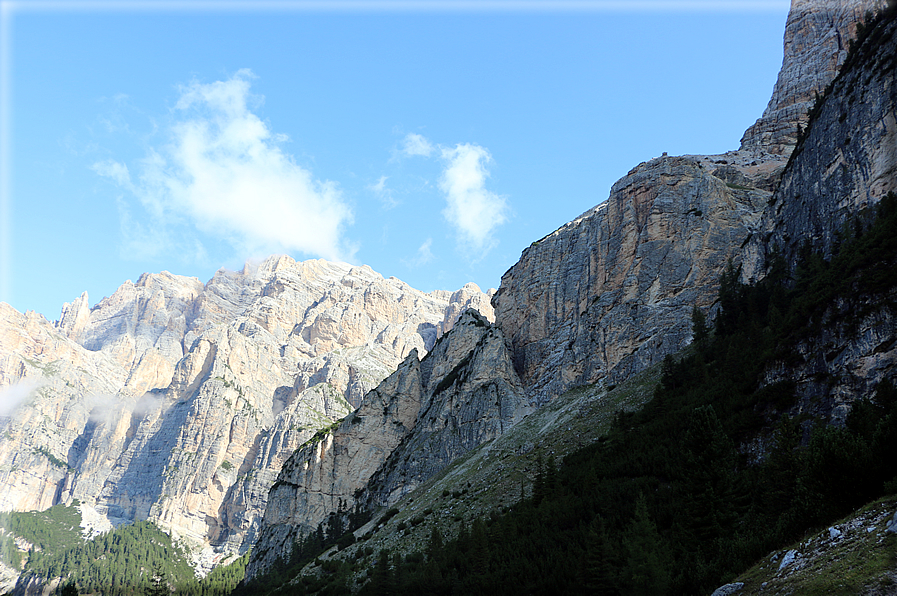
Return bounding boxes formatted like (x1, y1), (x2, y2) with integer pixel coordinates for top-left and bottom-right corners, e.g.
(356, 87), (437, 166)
(0, 257), (493, 578)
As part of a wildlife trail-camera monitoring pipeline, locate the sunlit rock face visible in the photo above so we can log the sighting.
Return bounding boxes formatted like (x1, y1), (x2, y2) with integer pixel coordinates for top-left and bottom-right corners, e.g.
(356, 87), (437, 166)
(0, 255), (493, 567)
(245, 311), (531, 580)
(493, 155), (769, 404)
(740, 0), (887, 157)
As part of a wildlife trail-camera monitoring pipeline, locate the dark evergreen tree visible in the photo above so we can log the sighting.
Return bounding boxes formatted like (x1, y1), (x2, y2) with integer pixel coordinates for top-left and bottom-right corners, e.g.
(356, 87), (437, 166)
(583, 516), (618, 596)
(691, 305), (710, 343)
(621, 495), (669, 596)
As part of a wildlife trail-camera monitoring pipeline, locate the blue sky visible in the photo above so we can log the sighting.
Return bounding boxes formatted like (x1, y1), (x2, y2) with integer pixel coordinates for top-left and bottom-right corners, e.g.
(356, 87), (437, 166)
(1, 0), (790, 320)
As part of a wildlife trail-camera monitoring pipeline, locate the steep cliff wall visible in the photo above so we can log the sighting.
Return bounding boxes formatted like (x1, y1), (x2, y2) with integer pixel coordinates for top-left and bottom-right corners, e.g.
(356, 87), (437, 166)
(493, 157), (769, 403)
(743, 11), (897, 279)
(244, 311), (530, 580)
(492, 0), (884, 405)
(738, 8), (897, 428)
(740, 0), (887, 156)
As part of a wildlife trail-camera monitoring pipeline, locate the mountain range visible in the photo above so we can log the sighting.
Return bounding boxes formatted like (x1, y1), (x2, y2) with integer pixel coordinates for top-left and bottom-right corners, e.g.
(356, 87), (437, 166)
(1, 0), (896, 593)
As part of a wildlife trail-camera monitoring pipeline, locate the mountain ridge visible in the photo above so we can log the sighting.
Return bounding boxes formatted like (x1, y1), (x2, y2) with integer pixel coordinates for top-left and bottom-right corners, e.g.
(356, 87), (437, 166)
(1, 0), (895, 594)
(0, 256), (494, 577)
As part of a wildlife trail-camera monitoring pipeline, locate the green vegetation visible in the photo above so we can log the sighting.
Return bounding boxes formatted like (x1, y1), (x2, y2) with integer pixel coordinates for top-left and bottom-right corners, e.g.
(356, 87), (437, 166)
(234, 502), (370, 596)
(300, 419), (343, 450)
(33, 445), (71, 471)
(21, 521), (196, 596)
(1, 502), (250, 596)
(736, 496), (897, 595)
(0, 502), (83, 563)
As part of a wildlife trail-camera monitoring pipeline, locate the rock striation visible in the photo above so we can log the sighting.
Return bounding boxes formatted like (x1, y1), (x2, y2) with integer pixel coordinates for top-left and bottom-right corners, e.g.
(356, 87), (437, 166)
(243, 0), (891, 579)
(0, 257), (493, 569)
(740, 0), (887, 156)
(244, 310), (530, 579)
(492, 0), (886, 405)
(738, 9), (897, 427)
(743, 11), (897, 279)
(493, 155), (769, 404)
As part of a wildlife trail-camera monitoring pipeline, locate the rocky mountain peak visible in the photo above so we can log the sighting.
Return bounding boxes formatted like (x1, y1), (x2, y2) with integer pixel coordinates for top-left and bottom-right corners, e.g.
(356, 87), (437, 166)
(0, 258), (494, 569)
(55, 291), (91, 343)
(740, 0), (887, 156)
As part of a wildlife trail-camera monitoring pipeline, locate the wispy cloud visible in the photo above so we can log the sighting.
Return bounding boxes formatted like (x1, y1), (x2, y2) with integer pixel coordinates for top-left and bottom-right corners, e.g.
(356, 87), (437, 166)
(369, 174), (398, 209)
(86, 392), (163, 425)
(92, 160), (132, 188)
(0, 379), (42, 417)
(401, 133), (434, 157)
(402, 238), (435, 268)
(439, 144), (508, 254)
(93, 69), (354, 263)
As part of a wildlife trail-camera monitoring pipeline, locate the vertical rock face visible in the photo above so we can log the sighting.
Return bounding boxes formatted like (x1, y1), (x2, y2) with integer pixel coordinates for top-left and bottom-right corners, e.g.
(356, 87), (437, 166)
(0, 256), (494, 567)
(740, 0), (887, 156)
(743, 13), (897, 279)
(244, 311), (530, 580)
(737, 11), (897, 427)
(56, 292), (91, 344)
(493, 156), (769, 403)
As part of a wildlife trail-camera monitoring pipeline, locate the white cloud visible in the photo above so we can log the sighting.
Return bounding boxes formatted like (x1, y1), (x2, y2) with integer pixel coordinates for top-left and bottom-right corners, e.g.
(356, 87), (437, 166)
(403, 238), (435, 268)
(401, 133), (434, 157)
(439, 144), (508, 253)
(0, 379), (42, 417)
(86, 392), (163, 425)
(369, 175), (398, 209)
(95, 69), (354, 262)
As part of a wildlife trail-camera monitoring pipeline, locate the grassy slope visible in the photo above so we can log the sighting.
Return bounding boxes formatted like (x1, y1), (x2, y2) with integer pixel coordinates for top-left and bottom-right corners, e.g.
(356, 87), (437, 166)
(734, 495), (897, 595)
(296, 361), (663, 581)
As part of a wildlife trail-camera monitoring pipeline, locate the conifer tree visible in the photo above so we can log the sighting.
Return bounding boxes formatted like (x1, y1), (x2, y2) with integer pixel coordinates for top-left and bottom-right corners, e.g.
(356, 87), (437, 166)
(621, 495), (669, 596)
(584, 516), (618, 596)
(691, 305), (710, 343)
(146, 562), (171, 596)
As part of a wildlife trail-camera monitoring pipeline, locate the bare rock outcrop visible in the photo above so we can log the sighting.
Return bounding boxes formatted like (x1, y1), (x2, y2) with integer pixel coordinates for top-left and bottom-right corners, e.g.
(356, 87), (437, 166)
(736, 10), (897, 427)
(740, 0), (887, 156)
(493, 156), (769, 403)
(244, 311), (530, 580)
(492, 0), (884, 405)
(743, 11), (897, 279)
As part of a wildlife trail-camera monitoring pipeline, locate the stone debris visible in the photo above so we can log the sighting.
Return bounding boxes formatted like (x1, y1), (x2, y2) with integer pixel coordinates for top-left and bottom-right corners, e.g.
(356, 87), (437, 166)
(779, 549), (799, 571)
(711, 582), (745, 596)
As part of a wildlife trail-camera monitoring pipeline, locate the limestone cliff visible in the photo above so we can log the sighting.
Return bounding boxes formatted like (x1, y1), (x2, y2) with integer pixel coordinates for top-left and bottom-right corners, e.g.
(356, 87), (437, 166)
(243, 0), (888, 580)
(738, 9), (897, 428)
(743, 10), (897, 278)
(0, 257), (493, 570)
(493, 156), (769, 404)
(740, 0), (887, 156)
(244, 311), (530, 580)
